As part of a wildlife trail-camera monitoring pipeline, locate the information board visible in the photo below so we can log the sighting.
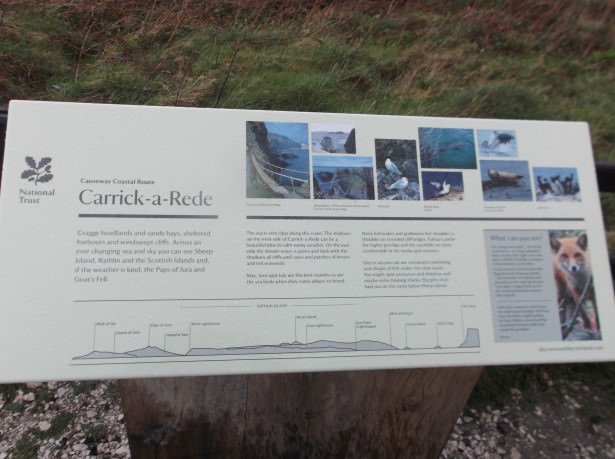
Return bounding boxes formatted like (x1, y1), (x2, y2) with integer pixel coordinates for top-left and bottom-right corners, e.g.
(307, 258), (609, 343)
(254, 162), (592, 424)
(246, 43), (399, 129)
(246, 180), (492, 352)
(1, 100), (613, 382)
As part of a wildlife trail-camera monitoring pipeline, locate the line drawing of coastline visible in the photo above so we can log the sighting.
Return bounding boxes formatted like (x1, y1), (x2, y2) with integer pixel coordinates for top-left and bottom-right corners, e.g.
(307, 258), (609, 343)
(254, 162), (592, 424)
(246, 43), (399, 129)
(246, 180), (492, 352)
(74, 329), (480, 360)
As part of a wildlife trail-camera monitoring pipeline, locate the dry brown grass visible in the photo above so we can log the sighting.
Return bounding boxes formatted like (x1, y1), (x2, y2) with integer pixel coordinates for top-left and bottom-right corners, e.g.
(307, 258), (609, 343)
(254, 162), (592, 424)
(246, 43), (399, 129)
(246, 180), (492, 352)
(2, 0), (612, 49)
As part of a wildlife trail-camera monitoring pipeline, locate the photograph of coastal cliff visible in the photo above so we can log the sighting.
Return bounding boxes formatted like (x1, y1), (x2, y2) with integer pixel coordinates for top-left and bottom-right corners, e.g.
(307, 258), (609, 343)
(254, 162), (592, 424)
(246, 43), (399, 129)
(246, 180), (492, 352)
(534, 167), (581, 202)
(419, 127), (477, 169)
(481, 160), (532, 201)
(246, 121), (310, 199)
(421, 171), (464, 201)
(312, 155), (374, 200)
(375, 139), (420, 200)
(477, 129), (518, 157)
(311, 123), (356, 154)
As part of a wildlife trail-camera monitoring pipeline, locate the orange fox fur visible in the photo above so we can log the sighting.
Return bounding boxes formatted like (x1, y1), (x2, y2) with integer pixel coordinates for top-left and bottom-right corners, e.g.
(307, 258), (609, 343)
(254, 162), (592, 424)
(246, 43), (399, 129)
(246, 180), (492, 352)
(550, 233), (592, 306)
(550, 233), (599, 336)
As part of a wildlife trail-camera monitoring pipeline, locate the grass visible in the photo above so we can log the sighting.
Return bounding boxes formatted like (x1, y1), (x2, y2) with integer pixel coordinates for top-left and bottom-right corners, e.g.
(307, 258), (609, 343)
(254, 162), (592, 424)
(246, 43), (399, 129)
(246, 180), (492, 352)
(71, 380), (98, 396)
(469, 362), (615, 409)
(83, 422), (108, 445)
(2, 1), (610, 225)
(1, 0), (615, 423)
(47, 411), (75, 437)
(11, 432), (39, 459)
(1, 2), (611, 160)
(9, 412), (75, 459)
(0, 384), (21, 404)
(468, 365), (549, 409)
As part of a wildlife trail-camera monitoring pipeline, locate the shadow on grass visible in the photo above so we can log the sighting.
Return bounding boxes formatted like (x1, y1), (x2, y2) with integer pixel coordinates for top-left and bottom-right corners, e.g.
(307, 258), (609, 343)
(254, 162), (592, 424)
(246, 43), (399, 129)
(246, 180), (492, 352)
(469, 362), (615, 410)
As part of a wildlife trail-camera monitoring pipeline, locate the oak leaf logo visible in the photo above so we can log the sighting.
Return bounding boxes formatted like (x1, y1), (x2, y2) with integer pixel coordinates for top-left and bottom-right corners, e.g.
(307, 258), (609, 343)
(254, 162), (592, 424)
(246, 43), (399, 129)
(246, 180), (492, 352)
(21, 156), (53, 185)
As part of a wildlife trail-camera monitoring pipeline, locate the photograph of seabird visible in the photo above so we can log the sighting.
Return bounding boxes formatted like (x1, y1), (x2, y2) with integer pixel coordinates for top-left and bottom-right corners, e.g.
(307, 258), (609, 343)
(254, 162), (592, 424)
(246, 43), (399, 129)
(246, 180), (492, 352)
(246, 121), (310, 199)
(477, 129), (518, 157)
(374, 138), (419, 200)
(418, 127), (477, 169)
(385, 157), (401, 175)
(387, 176), (408, 190)
(533, 167), (581, 202)
(421, 171), (464, 201)
(480, 160), (532, 201)
(311, 123), (356, 154)
(312, 155), (375, 200)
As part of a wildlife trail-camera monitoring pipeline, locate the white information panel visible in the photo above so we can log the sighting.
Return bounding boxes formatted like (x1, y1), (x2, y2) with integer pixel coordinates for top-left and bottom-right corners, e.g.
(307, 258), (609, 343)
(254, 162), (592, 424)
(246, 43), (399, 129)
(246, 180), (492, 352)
(1, 100), (614, 382)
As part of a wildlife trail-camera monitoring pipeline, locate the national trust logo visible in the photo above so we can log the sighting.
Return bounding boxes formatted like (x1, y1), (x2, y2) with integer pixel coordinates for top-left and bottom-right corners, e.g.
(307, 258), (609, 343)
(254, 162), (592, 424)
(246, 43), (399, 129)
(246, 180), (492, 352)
(21, 156), (53, 185)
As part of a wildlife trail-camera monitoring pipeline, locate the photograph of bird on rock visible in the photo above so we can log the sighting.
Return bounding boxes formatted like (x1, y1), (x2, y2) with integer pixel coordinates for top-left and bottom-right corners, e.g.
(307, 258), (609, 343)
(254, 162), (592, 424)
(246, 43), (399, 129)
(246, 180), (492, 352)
(375, 139), (420, 200)
(421, 171), (464, 201)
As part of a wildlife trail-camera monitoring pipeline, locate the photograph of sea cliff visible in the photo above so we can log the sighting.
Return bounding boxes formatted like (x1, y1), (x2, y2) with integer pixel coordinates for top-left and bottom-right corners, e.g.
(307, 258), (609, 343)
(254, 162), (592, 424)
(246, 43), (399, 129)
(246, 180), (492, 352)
(477, 129), (518, 157)
(421, 171), (464, 201)
(534, 167), (581, 202)
(375, 138), (420, 200)
(246, 121), (310, 199)
(312, 155), (374, 200)
(311, 123), (356, 154)
(481, 160), (532, 201)
(419, 127), (477, 169)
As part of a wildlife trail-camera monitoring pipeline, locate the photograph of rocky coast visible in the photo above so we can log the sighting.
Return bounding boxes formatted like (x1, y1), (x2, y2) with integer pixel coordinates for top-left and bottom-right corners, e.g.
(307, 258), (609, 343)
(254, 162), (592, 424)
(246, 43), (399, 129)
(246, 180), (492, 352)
(311, 123), (356, 154)
(312, 155), (375, 200)
(246, 121), (310, 198)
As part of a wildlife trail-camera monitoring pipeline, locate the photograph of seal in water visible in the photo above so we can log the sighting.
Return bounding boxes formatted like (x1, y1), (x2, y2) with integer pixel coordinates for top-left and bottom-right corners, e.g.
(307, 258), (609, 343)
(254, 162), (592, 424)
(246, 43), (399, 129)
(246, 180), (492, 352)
(534, 167), (581, 202)
(418, 127), (477, 169)
(477, 129), (518, 157)
(480, 159), (532, 201)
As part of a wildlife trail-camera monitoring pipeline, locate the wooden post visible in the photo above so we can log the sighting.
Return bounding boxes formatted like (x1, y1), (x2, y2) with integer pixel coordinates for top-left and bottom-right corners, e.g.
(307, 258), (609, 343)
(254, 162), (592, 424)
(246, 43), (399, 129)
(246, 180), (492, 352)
(119, 366), (482, 458)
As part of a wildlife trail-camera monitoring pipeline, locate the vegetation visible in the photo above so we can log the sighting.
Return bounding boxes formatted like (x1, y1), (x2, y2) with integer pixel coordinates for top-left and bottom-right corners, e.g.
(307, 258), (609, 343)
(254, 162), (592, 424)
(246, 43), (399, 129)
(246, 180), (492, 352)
(469, 362), (615, 410)
(1, 0), (614, 413)
(1, 1), (613, 154)
(10, 412), (75, 458)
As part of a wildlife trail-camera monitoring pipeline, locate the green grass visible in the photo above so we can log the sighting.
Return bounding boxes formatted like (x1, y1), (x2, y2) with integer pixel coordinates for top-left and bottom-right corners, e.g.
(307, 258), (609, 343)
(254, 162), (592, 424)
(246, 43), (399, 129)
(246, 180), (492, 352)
(469, 362), (615, 417)
(9, 412), (75, 459)
(47, 411), (75, 437)
(2, 3), (613, 164)
(83, 422), (108, 444)
(0, 384), (22, 403)
(71, 380), (98, 396)
(12, 431), (40, 459)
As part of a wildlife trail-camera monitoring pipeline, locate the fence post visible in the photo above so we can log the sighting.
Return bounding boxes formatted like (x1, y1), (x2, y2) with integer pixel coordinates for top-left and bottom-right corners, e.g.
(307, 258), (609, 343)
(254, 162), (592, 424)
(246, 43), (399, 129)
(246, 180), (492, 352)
(119, 366), (482, 458)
